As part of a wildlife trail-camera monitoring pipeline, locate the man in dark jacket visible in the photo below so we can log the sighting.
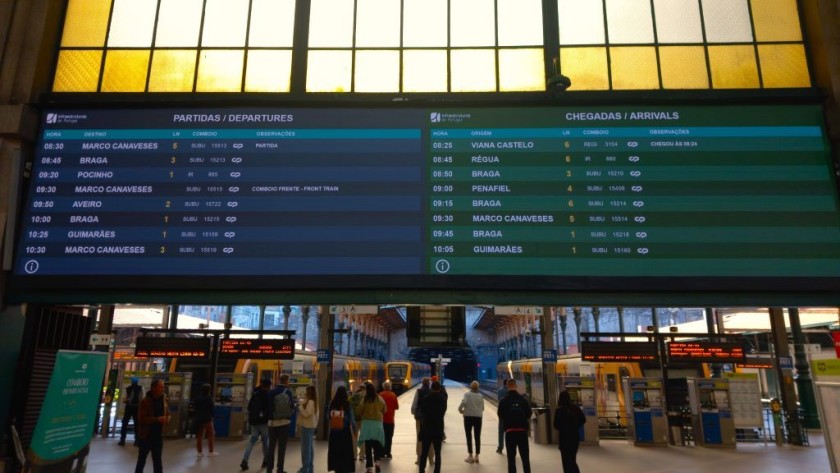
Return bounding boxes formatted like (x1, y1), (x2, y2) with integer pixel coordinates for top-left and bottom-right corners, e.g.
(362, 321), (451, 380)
(241, 379), (272, 470)
(554, 390), (585, 473)
(418, 381), (447, 473)
(134, 379), (169, 473)
(119, 377), (143, 446)
(411, 377), (432, 465)
(497, 379), (532, 473)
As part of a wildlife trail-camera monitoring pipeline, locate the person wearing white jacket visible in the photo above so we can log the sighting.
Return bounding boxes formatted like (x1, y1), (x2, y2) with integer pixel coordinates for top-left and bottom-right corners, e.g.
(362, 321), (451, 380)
(458, 381), (485, 464)
(297, 386), (319, 473)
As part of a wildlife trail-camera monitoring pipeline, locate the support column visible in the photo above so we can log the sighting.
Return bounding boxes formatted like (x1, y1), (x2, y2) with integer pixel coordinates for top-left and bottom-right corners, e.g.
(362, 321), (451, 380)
(789, 307), (819, 429)
(769, 307), (804, 445)
(592, 306), (601, 333)
(559, 308), (568, 355)
(317, 305), (333, 440)
(617, 307), (625, 341)
(282, 305), (291, 331)
(301, 305), (310, 351)
(572, 307), (582, 353)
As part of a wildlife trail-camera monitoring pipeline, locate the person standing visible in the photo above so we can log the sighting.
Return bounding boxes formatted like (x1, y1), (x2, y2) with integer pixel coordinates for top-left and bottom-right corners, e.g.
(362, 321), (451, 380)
(417, 381), (447, 473)
(193, 383), (217, 456)
(266, 374), (296, 473)
(355, 382), (386, 473)
(119, 377), (143, 446)
(497, 379), (532, 473)
(327, 386), (357, 473)
(458, 381), (484, 463)
(349, 383), (366, 461)
(297, 386), (319, 473)
(554, 390), (585, 473)
(379, 381), (399, 459)
(134, 379), (169, 473)
(241, 379), (272, 471)
(496, 380), (509, 454)
(411, 377), (432, 465)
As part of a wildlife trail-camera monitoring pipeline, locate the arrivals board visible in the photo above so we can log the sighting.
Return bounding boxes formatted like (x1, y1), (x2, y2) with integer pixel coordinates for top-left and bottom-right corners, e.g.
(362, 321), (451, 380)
(11, 106), (840, 295)
(219, 338), (295, 359)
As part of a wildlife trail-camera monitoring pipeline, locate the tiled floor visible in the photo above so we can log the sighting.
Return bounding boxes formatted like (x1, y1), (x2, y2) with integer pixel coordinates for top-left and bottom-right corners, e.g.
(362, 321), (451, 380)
(89, 381), (831, 473)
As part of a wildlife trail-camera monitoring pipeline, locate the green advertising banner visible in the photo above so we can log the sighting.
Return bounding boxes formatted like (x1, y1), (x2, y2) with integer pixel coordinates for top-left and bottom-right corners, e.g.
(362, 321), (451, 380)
(28, 350), (107, 466)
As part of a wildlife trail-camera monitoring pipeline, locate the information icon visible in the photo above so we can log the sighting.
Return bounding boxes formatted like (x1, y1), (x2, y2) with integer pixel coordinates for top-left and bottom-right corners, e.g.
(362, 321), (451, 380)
(24, 260), (39, 274)
(435, 259), (450, 273)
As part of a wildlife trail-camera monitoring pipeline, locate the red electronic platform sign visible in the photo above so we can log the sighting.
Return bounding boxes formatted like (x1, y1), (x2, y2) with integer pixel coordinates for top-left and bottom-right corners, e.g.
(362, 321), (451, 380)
(134, 336), (211, 358)
(736, 355), (774, 369)
(580, 341), (659, 362)
(833, 331), (840, 358)
(667, 341), (745, 363)
(219, 339), (295, 359)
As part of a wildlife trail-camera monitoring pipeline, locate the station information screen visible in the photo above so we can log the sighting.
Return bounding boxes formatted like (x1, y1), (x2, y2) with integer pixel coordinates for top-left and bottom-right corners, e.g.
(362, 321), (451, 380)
(667, 341), (746, 363)
(134, 336), (211, 358)
(12, 105), (840, 295)
(219, 338), (295, 359)
(581, 341), (659, 362)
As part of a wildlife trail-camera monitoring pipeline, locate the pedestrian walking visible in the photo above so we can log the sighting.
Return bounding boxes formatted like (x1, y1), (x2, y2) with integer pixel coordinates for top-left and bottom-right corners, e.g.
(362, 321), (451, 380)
(355, 382), (386, 473)
(241, 378), (272, 471)
(418, 381), (447, 473)
(498, 379), (532, 473)
(266, 374), (296, 473)
(119, 377), (143, 446)
(327, 386), (357, 473)
(496, 380), (509, 453)
(379, 381), (399, 459)
(459, 381), (484, 463)
(297, 386), (319, 473)
(134, 379), (169, 473)
(193, 383), (217, 457)
(411, 377), (433, 465)
(554, 390), (585, 473)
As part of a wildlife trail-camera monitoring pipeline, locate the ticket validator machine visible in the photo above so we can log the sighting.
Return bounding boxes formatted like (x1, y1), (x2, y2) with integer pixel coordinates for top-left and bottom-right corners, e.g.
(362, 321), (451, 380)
(559, 377), (599, 445)
(214, 372), (252, 438)
(687, 378), (735, 447)
(622, 377), (668, 446)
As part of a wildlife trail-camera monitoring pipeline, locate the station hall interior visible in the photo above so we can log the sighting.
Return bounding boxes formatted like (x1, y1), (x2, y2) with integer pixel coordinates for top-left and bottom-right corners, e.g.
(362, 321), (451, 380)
(1, 0), (840, 472)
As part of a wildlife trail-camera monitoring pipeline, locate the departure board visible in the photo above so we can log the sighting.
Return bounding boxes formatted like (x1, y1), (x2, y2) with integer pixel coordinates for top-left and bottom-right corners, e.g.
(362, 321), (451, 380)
(667, 341), (746, 363)
(581, 341), (659, 362)
(219, 339), (295, 359)
(11, 106), (840, 295)
(134, 337), (211, 358)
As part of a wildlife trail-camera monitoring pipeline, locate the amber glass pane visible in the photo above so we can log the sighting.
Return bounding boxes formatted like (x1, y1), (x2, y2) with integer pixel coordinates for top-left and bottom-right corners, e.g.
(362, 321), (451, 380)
(653, 0), (703, 44)
(558, 0), (605, 45)
(245, 50), (292, 92)
(53, 50), (103, 92)
(606, 0), (654, 44)
(708, 45), (759, 89)
(751, 0), (802, 42)
(355, 50), (400, 92)
(101, 50), (150, 92)
(202, 0), (249, 47)
(309, 0), (354, 47)
(659, 46), (709, 89)
(107, 0), (157, 47)
(498, 0), (543, 47)
(404, 0), (447, 47)
(357, 0), (401, 47)
(610, 47), (658, 90)
(196, 50), (244, 92)
(702, 0), (753, 43)
(61, 0), (111, 47)
(450, 49), (496, 92)
(155, 0), (203, 47)
(250, 0), (296, 47)
(758, 44), (810, 88)
(451, 0), (495, 47)
(559, 47), (608, 90)
(403, 50), (448, 92)
(499, 49), (544, 91)
(306, 50), (352, 92)
(148, 50), (197, 92)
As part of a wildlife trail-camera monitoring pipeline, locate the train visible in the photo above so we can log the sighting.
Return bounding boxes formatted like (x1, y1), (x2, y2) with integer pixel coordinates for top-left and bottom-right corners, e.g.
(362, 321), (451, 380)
(498, 355), (710, 426)
(384, 360), (432, 395)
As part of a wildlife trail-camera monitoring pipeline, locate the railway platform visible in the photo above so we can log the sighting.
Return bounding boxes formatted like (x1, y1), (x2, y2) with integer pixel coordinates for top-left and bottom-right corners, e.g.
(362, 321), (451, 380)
(89, 380), (830, 473)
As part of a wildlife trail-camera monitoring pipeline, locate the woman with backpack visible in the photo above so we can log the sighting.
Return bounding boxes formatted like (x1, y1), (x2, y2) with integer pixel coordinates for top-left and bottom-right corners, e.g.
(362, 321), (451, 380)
(327, 386), (356, 473)
(554, 390), (585, 473)
(297, 386), (319, 473)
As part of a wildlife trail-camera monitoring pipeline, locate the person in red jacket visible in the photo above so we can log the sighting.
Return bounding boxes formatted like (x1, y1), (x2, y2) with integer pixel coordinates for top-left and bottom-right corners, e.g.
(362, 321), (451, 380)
(134, 379), (169, 473)
(379, 381), (399, 459)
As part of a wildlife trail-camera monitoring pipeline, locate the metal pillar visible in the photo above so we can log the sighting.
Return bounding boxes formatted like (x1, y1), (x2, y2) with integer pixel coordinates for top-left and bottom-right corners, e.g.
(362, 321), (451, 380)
(301, 305), (310, 351)
(789, 307), (820, 429)
(769, 307), (804, 445)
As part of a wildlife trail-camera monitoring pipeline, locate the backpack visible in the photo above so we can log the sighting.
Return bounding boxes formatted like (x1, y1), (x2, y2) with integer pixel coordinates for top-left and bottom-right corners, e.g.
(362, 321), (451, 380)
(329, 409), (345, 430)
(504, 394), (531, 429)
(272, 388), (294, 420)
(248, 391), (268, 423)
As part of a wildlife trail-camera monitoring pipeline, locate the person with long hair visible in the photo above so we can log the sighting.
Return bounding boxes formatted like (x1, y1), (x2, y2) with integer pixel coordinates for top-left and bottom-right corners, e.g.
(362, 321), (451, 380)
(554, 390), (585, 473)
(327, 386), (356, 473)
(354, 382), (386, 473)
(297, 385), (319, 473)
(459, 381), (484, 463)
